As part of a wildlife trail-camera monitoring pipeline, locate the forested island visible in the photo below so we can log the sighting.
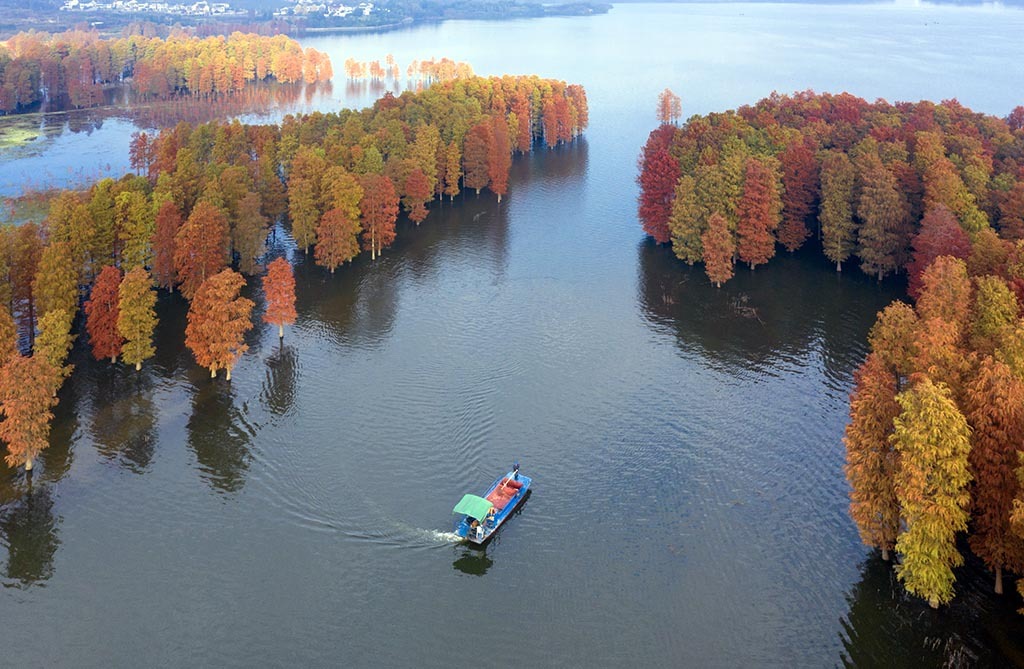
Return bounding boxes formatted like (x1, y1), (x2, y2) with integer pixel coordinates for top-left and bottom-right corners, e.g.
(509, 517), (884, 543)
(0, 74), (588, 472)
(0, 30), (331, 114)
(638, 90), (1024, 610)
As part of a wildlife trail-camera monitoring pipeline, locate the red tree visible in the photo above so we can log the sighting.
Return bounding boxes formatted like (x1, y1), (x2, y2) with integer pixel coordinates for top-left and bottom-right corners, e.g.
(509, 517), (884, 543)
(358, 174), (399, 260)
(999, 182), (1024, 241)
(262, 257), (297, 339)
(153, 201), (183, 291)
(488, 114), (512, 202)
(637, 124), (680, 244)
(905, 205), (972, 298)
(736, 157), (781, 269)
(1007, 106), (1024, 132)
(701, 212), (735, 287)
(964, 357), (1024, 593)
(777, 140), (819, 252)
(174, 200), (229, 300)
(403, 168), (432, 225)
(315, 208), (361, 272)
(84, 265), (123, 363)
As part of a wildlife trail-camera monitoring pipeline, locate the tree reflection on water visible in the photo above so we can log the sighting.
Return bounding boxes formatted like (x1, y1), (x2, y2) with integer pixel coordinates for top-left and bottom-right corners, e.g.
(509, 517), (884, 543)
(0, 481), (59, 587)
(186, 379), (253, 494)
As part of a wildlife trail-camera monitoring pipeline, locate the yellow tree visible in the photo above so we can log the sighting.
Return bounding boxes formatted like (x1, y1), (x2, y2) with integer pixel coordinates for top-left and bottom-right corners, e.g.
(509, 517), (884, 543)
(34, 240), (79, 318)
(118, 268), (157, 371)
(892, 376), (972, 608)
(35, 309), (75, 394)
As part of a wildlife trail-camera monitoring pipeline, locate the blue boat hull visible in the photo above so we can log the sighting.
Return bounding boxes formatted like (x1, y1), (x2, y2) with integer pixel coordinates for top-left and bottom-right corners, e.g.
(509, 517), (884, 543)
(454, 472), (532, 544)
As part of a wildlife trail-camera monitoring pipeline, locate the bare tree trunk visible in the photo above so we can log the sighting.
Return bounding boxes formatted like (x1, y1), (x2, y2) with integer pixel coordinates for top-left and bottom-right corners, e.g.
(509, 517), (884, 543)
(24, 455), (33, 471)
(278, 324), (284, 339)
(135, 361), (141, 371)
(996, 566), (1004, 595)
(210, 366), (217, 378)
(112, 355), (117, 363)
(226, 366), (232, 381)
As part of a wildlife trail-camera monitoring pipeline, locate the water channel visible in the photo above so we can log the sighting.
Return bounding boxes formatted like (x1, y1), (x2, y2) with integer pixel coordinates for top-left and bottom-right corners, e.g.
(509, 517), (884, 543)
(2, 3), (1024, 666)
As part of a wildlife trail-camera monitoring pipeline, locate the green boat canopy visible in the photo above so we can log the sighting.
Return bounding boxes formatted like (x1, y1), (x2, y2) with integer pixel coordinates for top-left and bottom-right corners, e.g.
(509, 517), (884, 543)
(453, 494), (493, 521)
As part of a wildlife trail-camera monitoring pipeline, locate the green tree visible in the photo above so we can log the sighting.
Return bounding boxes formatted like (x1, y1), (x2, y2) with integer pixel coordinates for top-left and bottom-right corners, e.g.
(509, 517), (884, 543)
(667, 175), (703, 264)
(118, 268), (157, 371)
(819, 150), (857, 271)
(970, 276), (1019, 356)
(857, 155), (907, 280)
(34, 309), (74, 393)
(116, 190), (155, 271)
(288, 147), (325, 253)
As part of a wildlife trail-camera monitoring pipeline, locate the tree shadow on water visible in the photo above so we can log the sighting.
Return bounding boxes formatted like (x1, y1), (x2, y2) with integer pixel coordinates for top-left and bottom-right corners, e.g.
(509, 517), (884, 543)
(636, 239), (902, 378)
(838, 552), (1024, 668)
(260, 343), (298, 418)
(0, 481), (60, 588)
(87, 365), (158, 474)
(186, 379), (253, 494)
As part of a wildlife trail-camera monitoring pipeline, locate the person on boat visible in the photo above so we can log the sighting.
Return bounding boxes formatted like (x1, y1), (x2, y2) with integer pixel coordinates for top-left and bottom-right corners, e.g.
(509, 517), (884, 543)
(486, 507), (497, 527)
(512, 462), (520, 481)
(469, 518), (484, 541)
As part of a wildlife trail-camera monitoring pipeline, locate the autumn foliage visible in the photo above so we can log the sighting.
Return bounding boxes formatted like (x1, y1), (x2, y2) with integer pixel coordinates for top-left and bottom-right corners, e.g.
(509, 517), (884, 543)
(0, 355), (59, 471)
(84, 265), (123, 363)
(185, 270), (254, 380)
(0, 75), (589, 473)
(701, 213), (734, 288)
(262, 258), (297, 339)
(175, 200), (229, 299)
(638, 91), (1024, 287)
(118, 268), (157, 372)
(0, 30), (331, 114)
(637, 124), (680, 245)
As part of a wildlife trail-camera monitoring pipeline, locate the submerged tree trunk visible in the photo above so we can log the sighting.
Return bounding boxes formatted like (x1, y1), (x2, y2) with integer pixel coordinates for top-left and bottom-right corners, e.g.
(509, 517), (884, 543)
(210, 366), (217, 378)
(24, 456), (33, 472)
(278, 324), (284, 339)
(226, 366), (232, 381)
(112, 355), (117, 364)
(881, 547), (890, 561)
(135, 361), (141, 371)
(996, 566), (1004, 595)
(836, 261), (842, 272)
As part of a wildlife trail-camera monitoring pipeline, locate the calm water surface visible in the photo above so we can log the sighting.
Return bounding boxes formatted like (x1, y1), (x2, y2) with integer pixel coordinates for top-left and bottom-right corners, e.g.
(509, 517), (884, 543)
(3, 4), (1024, 667)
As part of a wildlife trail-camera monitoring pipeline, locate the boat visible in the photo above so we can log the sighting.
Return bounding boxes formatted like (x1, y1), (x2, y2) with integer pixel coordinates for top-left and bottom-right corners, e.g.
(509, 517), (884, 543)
(452, 465), (532, 544)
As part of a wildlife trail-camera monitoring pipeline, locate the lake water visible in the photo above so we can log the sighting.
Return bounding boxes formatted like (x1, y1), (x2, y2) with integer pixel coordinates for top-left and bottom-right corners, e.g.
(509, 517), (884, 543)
(3, 3), (1024, 667)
